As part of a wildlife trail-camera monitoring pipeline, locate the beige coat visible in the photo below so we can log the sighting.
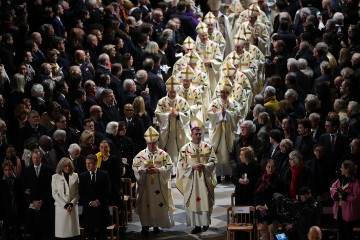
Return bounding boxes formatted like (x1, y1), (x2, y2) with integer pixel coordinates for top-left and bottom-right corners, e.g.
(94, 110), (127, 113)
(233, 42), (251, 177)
(52, 173), (80, 238)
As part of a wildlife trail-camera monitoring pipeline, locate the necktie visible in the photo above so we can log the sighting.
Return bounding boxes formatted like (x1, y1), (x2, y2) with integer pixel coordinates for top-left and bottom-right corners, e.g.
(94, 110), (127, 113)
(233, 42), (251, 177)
(35, 166), (40, 177)
(91, 171), (96, 184)
(330, 134), (335, 152)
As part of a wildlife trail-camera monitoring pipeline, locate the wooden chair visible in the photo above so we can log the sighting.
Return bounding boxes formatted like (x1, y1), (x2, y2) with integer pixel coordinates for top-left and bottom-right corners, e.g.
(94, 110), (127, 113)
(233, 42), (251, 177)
(231, 192), (235, 206)
(320, 206), (339, 240)
(107, 206), (119, 240)
(227, 206), (256, 240)
(121, 178), (134, 222)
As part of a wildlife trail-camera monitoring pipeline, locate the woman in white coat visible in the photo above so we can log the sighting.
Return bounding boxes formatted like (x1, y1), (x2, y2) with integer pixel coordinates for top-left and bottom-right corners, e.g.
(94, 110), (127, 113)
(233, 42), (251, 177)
(52, 157), (80, 239)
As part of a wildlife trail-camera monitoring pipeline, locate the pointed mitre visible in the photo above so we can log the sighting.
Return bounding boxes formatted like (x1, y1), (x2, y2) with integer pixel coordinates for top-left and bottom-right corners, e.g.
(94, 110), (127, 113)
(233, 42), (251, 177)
(144, 126), (159, 143)
(248, 4), (261, 17)
(233, 31), (248, 46)
(220, 77), (233, 92)
(166, 75), (181, 91)
(196, 21), (208, 34)
(227, 51), (241, 66)
(204, 11), (217, 25)
(207, 0), (221, 11)
(186, 51), (201, 65)
(226, 0), (244, 14)
(180, 65), (195, 81)
(182, 36), (196, 50)
(222, 61), (237, 77)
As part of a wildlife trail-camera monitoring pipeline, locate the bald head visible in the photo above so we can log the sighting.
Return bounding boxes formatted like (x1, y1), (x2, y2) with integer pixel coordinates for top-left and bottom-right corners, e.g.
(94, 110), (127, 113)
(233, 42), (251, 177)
(308, 226), (322, 240)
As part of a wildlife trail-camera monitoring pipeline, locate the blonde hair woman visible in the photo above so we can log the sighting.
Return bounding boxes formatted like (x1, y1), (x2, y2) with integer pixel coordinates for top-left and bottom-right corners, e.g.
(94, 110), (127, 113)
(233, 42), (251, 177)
(51, 158), (80, 239)
(133, 96), (151, 129)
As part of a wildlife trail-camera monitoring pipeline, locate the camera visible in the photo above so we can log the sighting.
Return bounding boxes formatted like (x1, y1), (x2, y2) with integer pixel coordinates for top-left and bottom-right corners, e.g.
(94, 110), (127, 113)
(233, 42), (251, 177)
(272, 193), (303, 223)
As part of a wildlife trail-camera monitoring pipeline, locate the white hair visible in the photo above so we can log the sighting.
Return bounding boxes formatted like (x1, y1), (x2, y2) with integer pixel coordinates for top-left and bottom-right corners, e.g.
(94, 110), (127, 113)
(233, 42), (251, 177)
(68, 143), (81, 153)
(106, 121), (119, 135)
(53, 129), (66, 141)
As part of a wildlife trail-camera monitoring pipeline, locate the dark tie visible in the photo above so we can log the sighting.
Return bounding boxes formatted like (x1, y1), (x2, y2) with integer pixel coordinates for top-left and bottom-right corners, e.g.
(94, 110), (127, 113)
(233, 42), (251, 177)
(330, 134), (335, 152)
(91, 171), (96, 185)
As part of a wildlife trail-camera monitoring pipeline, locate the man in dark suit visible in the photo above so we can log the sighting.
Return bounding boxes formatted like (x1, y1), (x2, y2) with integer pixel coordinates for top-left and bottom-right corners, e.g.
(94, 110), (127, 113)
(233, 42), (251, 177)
(70, 88), (87, 132)
(120, 103), (146, 152)
(100, 89), (121, 124)
(294, 119), (316, 162)
(52, 4), (66, 38)
(268, 129), (283, 163)
(109, 63), (124, 106)
(319, 116), (350, 173)
(143, 58), (166, 114)
(54, 80), (70, 110)
(121, 79), (138, 108)
(79, 154), (111, 240)
(18, 110), (48, 151)
(22, 149), (53, 240)
(309, 112), (325, 141)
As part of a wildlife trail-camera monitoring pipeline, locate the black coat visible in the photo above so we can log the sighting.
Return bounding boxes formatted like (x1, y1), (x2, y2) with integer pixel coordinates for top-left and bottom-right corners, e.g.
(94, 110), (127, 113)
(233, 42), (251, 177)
(22, 164), (53, 230)
(79, 169), (111, 229)
(294, 134), (316, 162)
(101, 102), (121, 124)
(0, 177), (23, 222)
(229, 134), (262, 168)
(232, 162), (262, 206)
(285, 164), (314, 197)
(319, 133), (349, 171)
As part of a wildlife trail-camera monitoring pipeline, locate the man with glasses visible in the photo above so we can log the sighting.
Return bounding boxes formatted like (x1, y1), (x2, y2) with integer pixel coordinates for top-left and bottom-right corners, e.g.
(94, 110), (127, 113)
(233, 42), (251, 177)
(121, 103), (145, 152)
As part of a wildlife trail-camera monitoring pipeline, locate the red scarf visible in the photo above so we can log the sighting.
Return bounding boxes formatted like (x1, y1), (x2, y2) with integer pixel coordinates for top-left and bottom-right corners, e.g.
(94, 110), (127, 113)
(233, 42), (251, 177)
(290, 163), (304, 199)
(256, 172), (272, 192)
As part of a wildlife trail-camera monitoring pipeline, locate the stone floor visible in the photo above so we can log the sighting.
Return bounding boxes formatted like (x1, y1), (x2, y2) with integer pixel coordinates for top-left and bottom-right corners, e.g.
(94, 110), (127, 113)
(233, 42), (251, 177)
(124, 179), (235, 239)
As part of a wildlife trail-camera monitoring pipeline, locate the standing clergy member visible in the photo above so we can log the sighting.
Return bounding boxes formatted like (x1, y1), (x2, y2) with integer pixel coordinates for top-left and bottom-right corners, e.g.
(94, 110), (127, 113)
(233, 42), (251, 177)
(195, 21), (223, 93)
(208, 79), (241, 183)
(176, 127), (217, 234)
(133, 126), (175, 236)
(155, 76), (191, 173)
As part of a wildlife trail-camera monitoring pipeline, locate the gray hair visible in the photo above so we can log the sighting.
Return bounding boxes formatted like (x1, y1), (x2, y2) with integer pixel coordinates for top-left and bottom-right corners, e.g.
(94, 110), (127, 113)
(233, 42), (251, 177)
(123, 79), (135, 91)
(98, 53), (110, 65)
(253, 104), (265, 115)
(334, 98), (347, 111)
(68, 143), (81, 153)
(280, 139), (293, 151)
(161, 29), (173, 41)
(287, 58), (298, 71)
(241, 120), (256, 133)
(289, 150), (303, 163)
(340, 115), (350, 125)
(145, 41), (159, 54)
(135, 69), (147, 80)
(87, 34), (97, 43)
(106, 121), (119, 135)
(284, 89), (298, 100)
(315, 42), (329, 55)
(264, 86), (276, 96)
(333, 12), (344, 24)
(53, 129), (66, 142)
(320, 61), (331, 75)
(348, 101), (360, 115)
(298, 58), (308, 69)
(31, 83), (44, 97)
(300, 7), (311, 17)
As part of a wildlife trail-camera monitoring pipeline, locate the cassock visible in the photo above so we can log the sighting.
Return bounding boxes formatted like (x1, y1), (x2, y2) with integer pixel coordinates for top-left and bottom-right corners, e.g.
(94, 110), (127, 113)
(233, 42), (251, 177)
(133, 144), (174, 228)
(176, 141), (217, 226)
(199, 12), (227, 56)
(207, 79), (241, 177)
(155, 77), (191, 166)
(177, 83), (204, 128)
(195, 22), (223, 94)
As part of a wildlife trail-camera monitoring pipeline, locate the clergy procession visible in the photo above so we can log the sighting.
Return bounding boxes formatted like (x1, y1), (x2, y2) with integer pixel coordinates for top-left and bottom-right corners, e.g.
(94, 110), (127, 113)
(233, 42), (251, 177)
(2, 0), (360, 239)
